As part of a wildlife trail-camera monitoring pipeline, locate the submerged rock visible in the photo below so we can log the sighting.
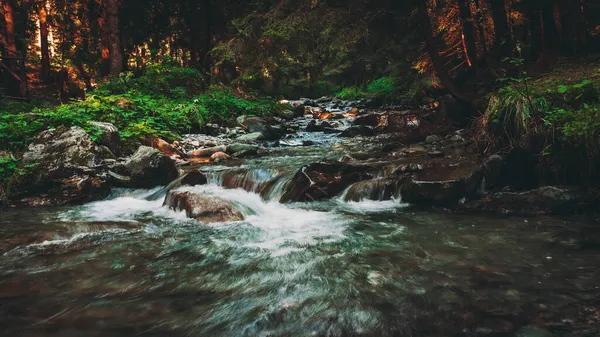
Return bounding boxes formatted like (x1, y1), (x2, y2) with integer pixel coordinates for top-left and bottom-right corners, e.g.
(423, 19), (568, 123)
(125, 146), (179, 188)
(7, 126), (113, 206)
(401, 164), (483, 205)
(280, 161), (374, 202)
(463, 186), (587, 215)
(164, 189), (244, 223)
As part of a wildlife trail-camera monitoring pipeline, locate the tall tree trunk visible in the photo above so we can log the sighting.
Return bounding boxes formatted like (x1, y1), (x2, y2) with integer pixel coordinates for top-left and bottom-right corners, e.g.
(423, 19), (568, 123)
(474, 0), (488, 55)
(458, 0), (478, 67)
(2, 0), (17, 57)
(1, 0), (26, 97)
(540, 0), (559, 52)
(203, 0), (212, 72)
(98, 8), (110, 76)
(39, 0), (51, 83)
(490, 0), (512, 56)
(104, 0), (122, 75)
(417, 0), (470, 102)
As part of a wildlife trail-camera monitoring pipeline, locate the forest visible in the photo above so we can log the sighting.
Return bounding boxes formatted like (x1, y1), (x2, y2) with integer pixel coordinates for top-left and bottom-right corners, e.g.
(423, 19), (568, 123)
(1, 0), (600, 336)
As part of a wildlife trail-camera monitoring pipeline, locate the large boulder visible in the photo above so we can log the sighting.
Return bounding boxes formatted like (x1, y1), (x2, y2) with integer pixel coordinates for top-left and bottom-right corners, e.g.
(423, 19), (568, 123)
(236, 132), (265, 142)
(462, 186), (588, 215)
(164, 189), (244, 223)
(280, 161), (374, 202)
(7, 126), (114, 206)
(292, 103), (306, 117)
(89, 121), (122, 157)
(401, 164), (483, 206)
(125, 146), (179, 188)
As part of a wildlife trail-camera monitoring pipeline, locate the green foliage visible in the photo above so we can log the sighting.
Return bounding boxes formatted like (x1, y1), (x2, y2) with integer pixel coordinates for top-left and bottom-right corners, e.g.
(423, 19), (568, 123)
(99, 57), (206, 97)
(0, 63), (280, 157)
(335, 77), (399, 100)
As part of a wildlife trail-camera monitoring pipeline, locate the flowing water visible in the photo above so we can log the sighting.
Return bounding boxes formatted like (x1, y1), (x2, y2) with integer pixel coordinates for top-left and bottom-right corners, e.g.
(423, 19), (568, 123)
(1, 125), (600, 337)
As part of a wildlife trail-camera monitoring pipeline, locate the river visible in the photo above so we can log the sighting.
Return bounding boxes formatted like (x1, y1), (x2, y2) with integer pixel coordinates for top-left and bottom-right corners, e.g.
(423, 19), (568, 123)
(0, 118), (599, 337)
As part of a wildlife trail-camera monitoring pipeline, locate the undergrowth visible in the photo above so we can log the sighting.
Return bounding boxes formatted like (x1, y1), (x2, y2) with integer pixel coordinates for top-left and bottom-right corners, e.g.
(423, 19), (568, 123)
(0, 60), (283, 182)
(477, 58), (600, 185)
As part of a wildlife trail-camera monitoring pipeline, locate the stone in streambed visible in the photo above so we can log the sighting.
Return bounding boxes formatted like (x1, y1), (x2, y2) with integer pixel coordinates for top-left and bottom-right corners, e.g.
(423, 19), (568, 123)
(462, 186), (587, 215)
(280, 161), (374, 202)
(401, 164), (483, 206)
(352, 113), (379, 127)
(210, 152), (231, 163)
(342, 177), (405, 202)
(125, 146), (179, 188)
(7, 126), (114, 206)
(236, 132), (265, 142)
(164, 189), (244, 223)
(152, 138), (185, 158)
(187, 145), (227, 158)
(339, 125), (376, 138)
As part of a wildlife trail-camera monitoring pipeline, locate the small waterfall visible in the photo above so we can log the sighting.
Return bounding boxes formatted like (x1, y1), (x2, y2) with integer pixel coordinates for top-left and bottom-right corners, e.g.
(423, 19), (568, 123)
(202, 168), (292, 201)
(339, 178), (403, 202)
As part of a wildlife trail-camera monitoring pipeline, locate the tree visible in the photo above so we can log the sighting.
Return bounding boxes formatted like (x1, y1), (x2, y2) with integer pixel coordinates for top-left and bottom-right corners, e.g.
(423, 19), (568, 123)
(490, 0), (511, 56)
(417, 0), (470, 102)
(103, 0), (122, 75)
(38, 0), (51, 83)
(458, 0), (478, 67)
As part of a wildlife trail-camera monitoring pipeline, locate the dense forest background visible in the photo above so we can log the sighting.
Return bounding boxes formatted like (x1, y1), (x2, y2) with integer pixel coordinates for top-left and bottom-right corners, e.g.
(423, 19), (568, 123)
(1, 0), (598, 99)
(1, 0), (600, 187)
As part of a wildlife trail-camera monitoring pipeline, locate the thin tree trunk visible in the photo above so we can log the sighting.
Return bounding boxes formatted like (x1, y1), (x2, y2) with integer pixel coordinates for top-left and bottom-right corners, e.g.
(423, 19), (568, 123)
(39, 0), (51, 83)
(104, 0), (122, 75)
(458, 0), (478, 67)
(490, 0), (512, 56)
(417, 0), (470, 102)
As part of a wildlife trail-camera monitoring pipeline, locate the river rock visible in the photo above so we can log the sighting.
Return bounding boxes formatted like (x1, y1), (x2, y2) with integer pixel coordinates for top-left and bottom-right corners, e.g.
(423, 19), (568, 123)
(210, 152), (231, 163)
(462, 186), (587, 215)
(89, 121), (122, 157)
(125, 146), (179, 188)
(401, 164), (483, 205)
(276, 109), (295, 120)
(353, 113), (379, 127)
(236, 132), (265, 142)
(180, 171), (208, 186)
(187, 145), (227, 158)
(292, 103), (306, 117)
(237, 116), (282, 140)
(152, 138), (185, 158)
(164, 189), (244, 223)
(306, 120), (332, 132)
(339, 125), (376, 138)
(342, 178), (404, 202)
(483, 154), (506, 190)
(227, 143), (260, 154)
(7, 126), (114, 206)
(280, 161), (374, 202)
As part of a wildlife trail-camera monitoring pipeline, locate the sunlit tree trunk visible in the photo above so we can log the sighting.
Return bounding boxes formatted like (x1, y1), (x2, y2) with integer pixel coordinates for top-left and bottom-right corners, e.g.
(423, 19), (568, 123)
(1, 0), (26, 97)
(104, 0), (123, 75)
(39, 0), (51, 83)
(458, 0), (478, 67)
(417, 0), (470, 102)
